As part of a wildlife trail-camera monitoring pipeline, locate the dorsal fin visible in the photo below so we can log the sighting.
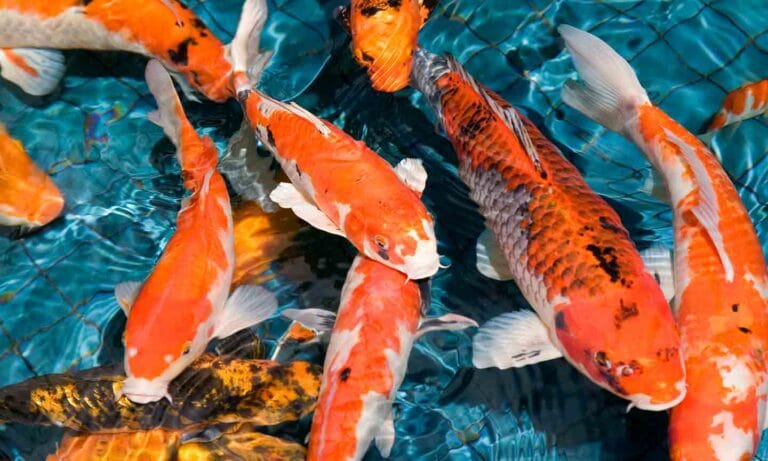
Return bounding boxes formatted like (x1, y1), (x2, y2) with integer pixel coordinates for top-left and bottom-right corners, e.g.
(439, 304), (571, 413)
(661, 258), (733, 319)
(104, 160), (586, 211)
(664, 128), (734, 282)
(444, 55), (545, 175)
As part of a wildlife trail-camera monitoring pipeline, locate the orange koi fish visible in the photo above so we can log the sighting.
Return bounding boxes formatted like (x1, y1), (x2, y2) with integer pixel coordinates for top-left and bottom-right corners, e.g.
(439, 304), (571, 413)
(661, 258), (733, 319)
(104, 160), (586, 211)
(336, 0), (437, 92)
(707, 79), (768, 133)
(0, 0), (264, 101)
(411, 48), (686, 410)
(560, 25), (768, 460)
(113, 61), (276, 404)
(305, 256), (475, 461)
(231, 0), (440, 280)
(0, 124), (64, 228)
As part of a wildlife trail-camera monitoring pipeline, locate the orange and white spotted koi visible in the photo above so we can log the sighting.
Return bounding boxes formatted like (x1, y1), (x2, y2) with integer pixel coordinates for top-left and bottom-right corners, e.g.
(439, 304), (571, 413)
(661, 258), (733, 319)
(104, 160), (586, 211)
(336, 0), (437, 92)
(411, 47), (686, 410)
(0, 0), (265, 101)
(113, 61), (276, 404)
(0, 124), (64, 228)
(561, 25), (768, 460)
(231, 0), (440, 280)
(304, 256), (475, 461)
(706, 79), (768, 133)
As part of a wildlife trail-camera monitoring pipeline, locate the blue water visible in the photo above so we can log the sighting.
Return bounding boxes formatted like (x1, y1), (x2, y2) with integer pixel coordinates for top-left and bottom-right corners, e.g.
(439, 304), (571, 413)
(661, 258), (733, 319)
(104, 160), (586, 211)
(0, 0), (767, 459)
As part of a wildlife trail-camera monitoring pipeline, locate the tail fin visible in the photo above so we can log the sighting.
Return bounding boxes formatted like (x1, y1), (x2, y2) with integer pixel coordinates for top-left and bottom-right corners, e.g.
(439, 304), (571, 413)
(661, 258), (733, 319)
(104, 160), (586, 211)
(559, 25), (650, 134)
(230, 0), (273, 95)
(0, 48), (65, 96)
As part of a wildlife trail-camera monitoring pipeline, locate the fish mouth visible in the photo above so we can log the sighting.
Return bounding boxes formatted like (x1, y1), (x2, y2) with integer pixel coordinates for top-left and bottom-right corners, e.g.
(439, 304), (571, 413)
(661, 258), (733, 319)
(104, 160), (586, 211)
(626, 380), (687, 412)
(121, 377), (171, 404)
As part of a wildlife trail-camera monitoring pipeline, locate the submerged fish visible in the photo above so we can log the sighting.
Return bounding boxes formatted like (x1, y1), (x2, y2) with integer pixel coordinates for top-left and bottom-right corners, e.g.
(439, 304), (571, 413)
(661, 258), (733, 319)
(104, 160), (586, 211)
(113, 61), (277, 404)
(336, 0), (437, 92)
(410, 48), (686, 410)
(0, 0), (264, 101)
(231, 0), (440, 280)
(306, 256), (476, 461)
(0, 353), (321, 432)
(0, 124), (64, 228)
(560, 25), (768, 460)
(49, 424), (306, 461)
(706, 79), (768, 133)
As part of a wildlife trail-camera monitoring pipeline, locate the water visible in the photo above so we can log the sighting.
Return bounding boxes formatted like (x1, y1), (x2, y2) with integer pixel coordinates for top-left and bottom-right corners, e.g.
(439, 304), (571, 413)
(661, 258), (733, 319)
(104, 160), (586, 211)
(0, 0), (766, 459)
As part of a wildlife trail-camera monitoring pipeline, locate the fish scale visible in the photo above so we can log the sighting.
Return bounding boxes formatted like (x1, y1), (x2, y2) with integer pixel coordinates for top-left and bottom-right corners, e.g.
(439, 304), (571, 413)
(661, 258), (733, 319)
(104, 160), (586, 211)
(412, 48), (686, 409)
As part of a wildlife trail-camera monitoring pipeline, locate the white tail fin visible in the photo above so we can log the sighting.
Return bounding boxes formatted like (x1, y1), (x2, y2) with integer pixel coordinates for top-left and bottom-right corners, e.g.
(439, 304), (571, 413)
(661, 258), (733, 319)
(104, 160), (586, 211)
(0, 48), (65, 96)
(559, 25), (650, 134)
(230, 0), (273, 94)
(145, 60), (186, 149)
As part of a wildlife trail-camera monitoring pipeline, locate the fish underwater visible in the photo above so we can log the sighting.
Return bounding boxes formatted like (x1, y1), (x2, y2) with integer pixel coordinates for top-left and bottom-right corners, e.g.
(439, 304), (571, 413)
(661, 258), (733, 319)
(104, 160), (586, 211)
(335, 0), (437, 92)
(306, 255), (476, 461)
(0, 352), (321, 432)
(0, 0), (264, 101)
(231, 0), (440, 281)
(410, 47), (686, 410)
(49, 425), (307, 461)
(560, 25), (768, 460)
(706, 79), (768, 133)
(0, 124), (64, 228)
(114, 60), (277, 404)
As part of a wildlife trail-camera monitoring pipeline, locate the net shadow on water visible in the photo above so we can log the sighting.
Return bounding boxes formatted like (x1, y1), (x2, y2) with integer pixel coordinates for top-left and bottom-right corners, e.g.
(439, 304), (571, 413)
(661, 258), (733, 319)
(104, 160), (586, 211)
(0, 0), (766, 459)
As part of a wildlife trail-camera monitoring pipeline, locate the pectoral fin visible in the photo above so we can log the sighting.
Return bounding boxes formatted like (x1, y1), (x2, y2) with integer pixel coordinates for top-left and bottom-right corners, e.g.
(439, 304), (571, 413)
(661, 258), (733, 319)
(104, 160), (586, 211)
(472, 310), (562, 369)
(213, 285), (278, 339)
(394, 158), (428, 196)
(416, 313), (478, 339)
(476, 227), (513, 281)
(0, 48), (65, 96)
(114, 281), (142, 315)
(375, 411), (396, 458)
(270, 182), (345, 237)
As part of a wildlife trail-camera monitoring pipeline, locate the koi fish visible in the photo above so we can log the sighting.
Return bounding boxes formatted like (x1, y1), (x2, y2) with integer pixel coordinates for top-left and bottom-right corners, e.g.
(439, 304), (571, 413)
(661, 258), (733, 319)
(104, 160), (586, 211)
(113, 60), (277, 404)
(0, 124), (64, 228)
(706, 79), (768, 133)
(335, 0), (437, 92)
(231, 0), (440, 280)
(305, 255), (476, 461)
(0, 0), (265, 101)
(560, 25), (768, 460)
(49, 424), (307, 461)
(410, 48), (686, 410)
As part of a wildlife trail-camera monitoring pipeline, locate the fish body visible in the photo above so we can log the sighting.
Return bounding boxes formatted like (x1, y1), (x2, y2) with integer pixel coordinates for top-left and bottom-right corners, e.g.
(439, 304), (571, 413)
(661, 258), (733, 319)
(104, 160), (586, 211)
(307, 256), (422, 461)
(707, 79), (768, 133)
(411, 48), (686, 410)
(239, 90), (439, 280)
(0, 0), (261, 101)
(560, 26), (768, 460)
(347, 0), (433, 92)
(0, 354), (321, 432)
(117, 62), (276, 404)
(0, 124), (64, 227)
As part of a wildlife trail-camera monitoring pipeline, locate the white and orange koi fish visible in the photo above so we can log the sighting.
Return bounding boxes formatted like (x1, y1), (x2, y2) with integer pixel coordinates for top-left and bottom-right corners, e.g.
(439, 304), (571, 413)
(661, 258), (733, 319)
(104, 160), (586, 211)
(706, 79), (768, 133)
(0, 0), (264, 101)
(230, 0), (440, 280)
(113, 61), (276, 404)
(304, 256), (476, 461)
(561, 25), (768, 461)
(0, 124), (64, 228)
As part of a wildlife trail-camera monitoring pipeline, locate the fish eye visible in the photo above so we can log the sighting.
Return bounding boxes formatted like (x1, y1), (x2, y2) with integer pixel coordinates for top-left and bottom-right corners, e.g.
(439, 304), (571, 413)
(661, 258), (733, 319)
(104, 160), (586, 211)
(594, 351), (611, 369)
(373, 235), (388, 249)
(181, 342), (192, 355)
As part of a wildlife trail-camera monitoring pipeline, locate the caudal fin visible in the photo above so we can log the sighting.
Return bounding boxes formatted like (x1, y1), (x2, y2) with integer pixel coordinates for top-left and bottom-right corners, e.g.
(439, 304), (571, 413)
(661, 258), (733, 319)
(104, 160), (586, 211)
(0, 48), (65, 96)
(145, 60), (190, 150)
(230, 0), (273, 95)
(559, 25), (649, 134)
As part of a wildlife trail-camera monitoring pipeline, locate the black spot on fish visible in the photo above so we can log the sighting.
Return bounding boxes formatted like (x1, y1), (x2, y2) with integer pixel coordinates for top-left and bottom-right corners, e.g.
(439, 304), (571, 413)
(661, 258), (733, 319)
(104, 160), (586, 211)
(577, 225), (594, 236)
(340, 367), (351, 381)
(168, 38), (197, 66)
(614, 299), (639, 328)
(361, 6), (380, 16)
(81, 0), (93, 5)
(378, 248), (390, 261)
(739, 327), (752, 334)
(732, 304), (739, 312)
(266, 127), (276, 149)
(598, 216), (625, 235)
(361, 52), (375, 63)
(586, 244), (621, 282)
(555, 311), (567, 332)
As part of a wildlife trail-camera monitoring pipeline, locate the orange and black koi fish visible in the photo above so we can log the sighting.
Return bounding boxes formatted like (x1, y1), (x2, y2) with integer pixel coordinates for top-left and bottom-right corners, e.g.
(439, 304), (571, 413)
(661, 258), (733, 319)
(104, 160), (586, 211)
(0, 0), (264, 101)
(0, 124), (64, 228)
(411, 47), (686, 410)
(561, 25), (768, 460)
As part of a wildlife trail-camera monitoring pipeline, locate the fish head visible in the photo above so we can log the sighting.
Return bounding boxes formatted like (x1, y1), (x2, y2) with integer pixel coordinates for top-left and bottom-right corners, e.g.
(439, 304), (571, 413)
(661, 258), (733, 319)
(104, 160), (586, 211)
(554, 276), (685, 410)
(359, 214), (439, 280)
(123, 311), (211, 403)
